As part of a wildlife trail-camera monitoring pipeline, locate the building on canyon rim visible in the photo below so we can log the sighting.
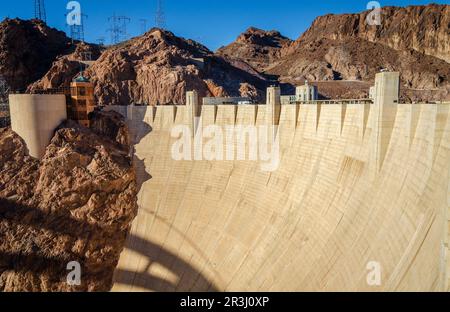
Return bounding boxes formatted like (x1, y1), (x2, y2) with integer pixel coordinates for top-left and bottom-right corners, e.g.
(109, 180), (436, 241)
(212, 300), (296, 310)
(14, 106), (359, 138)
(67, 74), (96, 127)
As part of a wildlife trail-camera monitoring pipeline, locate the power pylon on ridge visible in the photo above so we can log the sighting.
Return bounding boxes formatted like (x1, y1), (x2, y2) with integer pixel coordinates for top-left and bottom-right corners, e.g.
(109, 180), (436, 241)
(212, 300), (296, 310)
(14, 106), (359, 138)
(107, 14), (131, 45)
(68, 13), (88, 43)
(34, 0), (47, 23)
(155, 0), (166, 29)
(140, 19), (148, 34)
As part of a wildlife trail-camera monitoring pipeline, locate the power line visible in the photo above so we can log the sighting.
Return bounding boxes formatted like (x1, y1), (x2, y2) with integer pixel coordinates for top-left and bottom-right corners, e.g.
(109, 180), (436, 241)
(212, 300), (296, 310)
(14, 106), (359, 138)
(107, 14), (131, 45)
(34, 0), (46, 23)
(155, 0), (165, 29)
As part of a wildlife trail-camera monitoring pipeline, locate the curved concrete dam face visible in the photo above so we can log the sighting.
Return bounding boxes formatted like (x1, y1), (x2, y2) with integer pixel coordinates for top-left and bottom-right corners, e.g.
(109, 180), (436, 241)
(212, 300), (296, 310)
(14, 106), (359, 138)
(108, 92), (450, 291)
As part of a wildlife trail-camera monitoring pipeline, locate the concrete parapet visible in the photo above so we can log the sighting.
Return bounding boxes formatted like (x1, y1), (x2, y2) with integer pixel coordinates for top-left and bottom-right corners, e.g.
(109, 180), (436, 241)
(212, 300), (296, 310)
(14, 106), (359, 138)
(9, 94), (67, 159)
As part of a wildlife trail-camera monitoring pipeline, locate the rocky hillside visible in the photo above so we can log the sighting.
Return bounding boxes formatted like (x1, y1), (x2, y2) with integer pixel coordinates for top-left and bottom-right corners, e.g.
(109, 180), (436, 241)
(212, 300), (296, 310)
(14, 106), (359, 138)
(264, 4), (450, 101)
(87, 28), (268, 105)
(1, 19), (268, 105)
(285, 4), (449, 63)
(0, 18), (72, 91)
(27, 42), (103, 92)
(216, 27), (292, 72)
(0, 111), (138, 291)
(2, 4), (449, 103)
(31, 28), (269, 105)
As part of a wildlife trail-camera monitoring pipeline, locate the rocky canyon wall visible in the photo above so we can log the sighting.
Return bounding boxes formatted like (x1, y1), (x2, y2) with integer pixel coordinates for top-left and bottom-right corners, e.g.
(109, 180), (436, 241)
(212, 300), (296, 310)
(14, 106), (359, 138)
(0, 111), (138, 291)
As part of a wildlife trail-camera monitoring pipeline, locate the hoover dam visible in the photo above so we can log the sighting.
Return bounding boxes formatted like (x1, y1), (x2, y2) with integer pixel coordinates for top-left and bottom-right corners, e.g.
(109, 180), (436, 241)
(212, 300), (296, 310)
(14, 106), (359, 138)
(108, 72), (450, 292)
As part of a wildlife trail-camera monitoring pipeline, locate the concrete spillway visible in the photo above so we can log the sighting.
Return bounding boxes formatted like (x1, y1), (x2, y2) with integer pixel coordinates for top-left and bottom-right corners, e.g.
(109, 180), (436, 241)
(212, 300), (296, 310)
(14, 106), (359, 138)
(109, 75), (450, 292)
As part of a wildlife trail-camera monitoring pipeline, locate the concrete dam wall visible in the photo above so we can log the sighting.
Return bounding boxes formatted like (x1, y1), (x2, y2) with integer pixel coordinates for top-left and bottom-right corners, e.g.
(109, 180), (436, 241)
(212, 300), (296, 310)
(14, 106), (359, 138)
(108, 75), (450, 292)
(108, 102), (450, 292)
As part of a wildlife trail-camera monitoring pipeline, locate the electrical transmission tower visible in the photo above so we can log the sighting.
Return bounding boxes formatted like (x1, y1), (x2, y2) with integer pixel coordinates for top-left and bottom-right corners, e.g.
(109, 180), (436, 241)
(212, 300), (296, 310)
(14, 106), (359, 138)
(34, 0), (47, 23)
(107, 14), (131, 45)
(68, 13), (88, 43)
(140, 19), (148, 34)
(155, 0), (166, 29)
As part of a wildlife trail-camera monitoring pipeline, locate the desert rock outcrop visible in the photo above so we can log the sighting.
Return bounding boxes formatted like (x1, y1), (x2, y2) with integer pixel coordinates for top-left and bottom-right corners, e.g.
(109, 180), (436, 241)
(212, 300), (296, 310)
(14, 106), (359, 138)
(0, 19), (72, 91)
(217, 27), (292, 72)
(0, 111), (138, 291)
(31, 28), (269, 105)
(285, 4), (450, 63)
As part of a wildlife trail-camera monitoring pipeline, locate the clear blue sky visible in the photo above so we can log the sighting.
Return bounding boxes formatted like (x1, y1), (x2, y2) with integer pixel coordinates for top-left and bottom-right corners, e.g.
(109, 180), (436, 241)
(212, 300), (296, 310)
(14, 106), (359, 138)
(1, 0), (447, 50)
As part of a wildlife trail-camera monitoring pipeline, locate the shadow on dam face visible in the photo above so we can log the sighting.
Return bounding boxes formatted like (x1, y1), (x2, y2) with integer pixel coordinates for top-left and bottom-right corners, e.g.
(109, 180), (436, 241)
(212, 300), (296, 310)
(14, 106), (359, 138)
(0, 198), (218, 292)
(111, 106), (218, 292)
(127, 106), (153, 194)
(108, 102), (450, 292)
(113, 234), (219, 292)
